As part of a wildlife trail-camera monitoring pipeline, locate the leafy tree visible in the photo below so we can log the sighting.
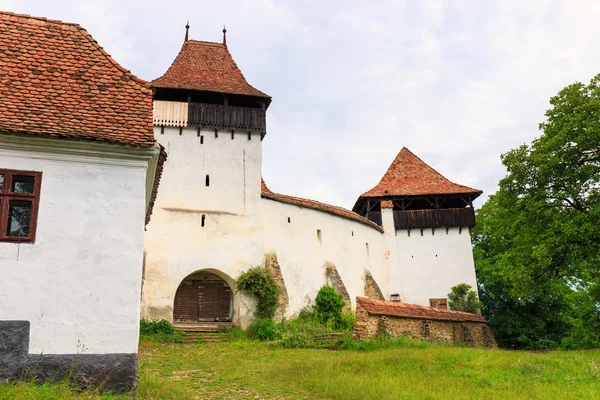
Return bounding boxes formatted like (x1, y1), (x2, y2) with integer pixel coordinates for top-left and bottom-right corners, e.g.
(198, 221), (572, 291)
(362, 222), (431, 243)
(473, 73), (600, 349)
(448, 283), (482, 313)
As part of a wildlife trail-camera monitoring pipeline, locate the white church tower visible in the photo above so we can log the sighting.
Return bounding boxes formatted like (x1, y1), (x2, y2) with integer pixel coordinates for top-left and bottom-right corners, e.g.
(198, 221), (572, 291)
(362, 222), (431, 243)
(142, 26), (270, 327)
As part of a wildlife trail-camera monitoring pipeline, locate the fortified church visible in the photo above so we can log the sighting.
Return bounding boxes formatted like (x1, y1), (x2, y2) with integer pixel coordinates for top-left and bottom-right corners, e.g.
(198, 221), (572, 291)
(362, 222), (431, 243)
(0, 12), (487, 391)
(142, 26), (482, 328)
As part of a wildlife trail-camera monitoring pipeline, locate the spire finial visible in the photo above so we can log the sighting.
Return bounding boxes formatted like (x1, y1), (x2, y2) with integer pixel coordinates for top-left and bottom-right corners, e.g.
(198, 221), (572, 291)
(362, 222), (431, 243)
(222, 25), (227, 47)
(185, 21), (190, 42)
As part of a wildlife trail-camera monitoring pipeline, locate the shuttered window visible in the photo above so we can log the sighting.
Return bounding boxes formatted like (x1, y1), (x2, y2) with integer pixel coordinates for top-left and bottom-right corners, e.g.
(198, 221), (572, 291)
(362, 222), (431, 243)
(0, 169), (42, 243)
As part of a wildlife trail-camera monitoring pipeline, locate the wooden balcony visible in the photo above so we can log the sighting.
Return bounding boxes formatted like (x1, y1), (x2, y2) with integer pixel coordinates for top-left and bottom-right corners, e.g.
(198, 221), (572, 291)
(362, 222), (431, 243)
(393, 208), (476, 230)
(153, 100), (266, 134)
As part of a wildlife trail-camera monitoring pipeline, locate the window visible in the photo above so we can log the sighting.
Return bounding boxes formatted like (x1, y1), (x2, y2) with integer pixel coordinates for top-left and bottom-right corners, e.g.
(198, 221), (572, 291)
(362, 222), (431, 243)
(0, 169), (42, 242)
(366, 242), (370, 259)
(429, 298), (448, 310)
(317, 229), (322, 247)
(205, 175), (210, 187)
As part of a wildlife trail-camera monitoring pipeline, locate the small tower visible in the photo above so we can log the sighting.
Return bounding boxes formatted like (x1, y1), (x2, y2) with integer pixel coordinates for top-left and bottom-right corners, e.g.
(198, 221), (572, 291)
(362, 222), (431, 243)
(353, 147), (482, 307)
(142, 25), (271, 327)
(149, 24), (271, 214)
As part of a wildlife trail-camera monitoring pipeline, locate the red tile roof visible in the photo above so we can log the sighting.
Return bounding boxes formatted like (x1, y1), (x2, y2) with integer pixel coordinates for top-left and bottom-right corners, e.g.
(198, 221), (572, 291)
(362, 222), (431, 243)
(261, 180), (383, 232)
(357, 297), (486, 323)
(360, 147), (482, 198)
(0, 12), (154, 147)
(151, 40), (270, 100)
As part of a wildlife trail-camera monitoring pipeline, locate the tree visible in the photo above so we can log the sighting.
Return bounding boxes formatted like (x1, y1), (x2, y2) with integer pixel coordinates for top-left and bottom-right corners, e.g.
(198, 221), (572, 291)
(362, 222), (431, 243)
(448, 283), (482, 313)
(473, 73), (600, 349)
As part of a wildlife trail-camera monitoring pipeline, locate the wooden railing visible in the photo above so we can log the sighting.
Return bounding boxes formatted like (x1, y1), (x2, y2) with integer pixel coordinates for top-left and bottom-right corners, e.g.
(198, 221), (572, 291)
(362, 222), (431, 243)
(188, 103), (266, 134)
(393, 208), (476, 230)
(153, 101), (267, 134)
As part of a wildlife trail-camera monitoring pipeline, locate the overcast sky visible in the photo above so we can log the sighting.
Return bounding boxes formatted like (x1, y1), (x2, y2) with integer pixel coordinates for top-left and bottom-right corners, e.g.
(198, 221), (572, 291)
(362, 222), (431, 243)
(3, 1), (600, 209)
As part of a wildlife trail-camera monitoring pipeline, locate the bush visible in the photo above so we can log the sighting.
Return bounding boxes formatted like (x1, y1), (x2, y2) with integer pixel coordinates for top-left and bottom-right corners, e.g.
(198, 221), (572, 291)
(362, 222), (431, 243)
(140, 319), (175, 335)
(236, 266), (279, 319)
(448, 283), (482, 313)
(338, 309), (356, 332)
(315, 286), (345, 326)
(273, 318), (347, 348)
(246, 319), (277, 341)
(139, 320), (184, 343)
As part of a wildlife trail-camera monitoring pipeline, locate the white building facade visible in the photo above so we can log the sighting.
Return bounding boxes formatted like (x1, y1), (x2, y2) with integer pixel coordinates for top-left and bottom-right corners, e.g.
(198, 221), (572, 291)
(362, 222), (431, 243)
(142, 29), (482, 328)
(0, 12), (162, 392)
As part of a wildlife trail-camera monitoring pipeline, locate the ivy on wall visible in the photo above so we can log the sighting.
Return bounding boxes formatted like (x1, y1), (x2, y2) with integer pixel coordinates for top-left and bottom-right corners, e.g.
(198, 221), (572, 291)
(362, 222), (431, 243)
(236, 266), (280, 319)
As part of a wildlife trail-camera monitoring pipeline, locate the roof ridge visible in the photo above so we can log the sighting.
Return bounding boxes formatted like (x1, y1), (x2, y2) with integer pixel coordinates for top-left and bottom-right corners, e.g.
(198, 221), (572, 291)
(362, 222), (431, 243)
(0, 10), (81, 26)
(187, 39), (225, 46)
(71, 26), (149, 87)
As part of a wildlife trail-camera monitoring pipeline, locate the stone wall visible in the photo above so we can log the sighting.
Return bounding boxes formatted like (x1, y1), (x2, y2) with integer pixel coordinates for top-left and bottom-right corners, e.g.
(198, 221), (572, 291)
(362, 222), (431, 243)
(353, 297), (496, 348)
(324, 262), (351, 306)
(265, 252), (290, 315)
(364, 269), (385, 300)
(0, 321), (136, 393)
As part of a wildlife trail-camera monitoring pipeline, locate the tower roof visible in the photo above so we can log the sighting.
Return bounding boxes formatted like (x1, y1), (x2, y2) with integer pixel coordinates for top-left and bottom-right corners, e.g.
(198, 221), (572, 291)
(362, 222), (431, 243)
(0, 11), (154, 147)
(358, 147), (482, 199)
(151, 39), (270, 100)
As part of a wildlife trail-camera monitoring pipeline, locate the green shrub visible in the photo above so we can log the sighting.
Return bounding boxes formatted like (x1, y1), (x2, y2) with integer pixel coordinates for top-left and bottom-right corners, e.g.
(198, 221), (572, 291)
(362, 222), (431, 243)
(315, 286), (345, 326)
(273, 318), (344, 348)
(338, 309), (356, 332)
(236, 266), (280, 319)
(139, 320), (184, 343)
(448, 283), (482, 313)
(247, 319), (277, 341)
(227, 326), (247, 340)
(140, 319), (175, 335)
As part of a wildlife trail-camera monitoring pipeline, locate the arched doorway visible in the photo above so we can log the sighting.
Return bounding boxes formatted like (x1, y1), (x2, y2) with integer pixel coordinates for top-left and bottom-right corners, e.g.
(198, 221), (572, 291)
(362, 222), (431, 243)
(173, 271), (233, 322)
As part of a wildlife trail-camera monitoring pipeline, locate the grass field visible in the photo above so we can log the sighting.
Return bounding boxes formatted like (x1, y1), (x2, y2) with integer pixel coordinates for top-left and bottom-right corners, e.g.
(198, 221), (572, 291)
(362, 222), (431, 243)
(2, 339), (600, 399)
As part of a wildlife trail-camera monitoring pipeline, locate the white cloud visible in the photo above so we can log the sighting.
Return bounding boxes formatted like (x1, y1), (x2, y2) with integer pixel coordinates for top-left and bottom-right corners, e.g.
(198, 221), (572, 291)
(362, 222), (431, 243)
(5, 0), (600, 209)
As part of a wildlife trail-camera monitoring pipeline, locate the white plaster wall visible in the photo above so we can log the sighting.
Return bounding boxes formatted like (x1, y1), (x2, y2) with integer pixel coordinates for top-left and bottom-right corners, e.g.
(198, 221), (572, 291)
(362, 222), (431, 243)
(157, 127), (262, 215)
(142, 126), (263, 328)
(393, 227), (478, 306)
(260, 199), (388, 316)
(143, 123), (480, 325)
(0, 139), (151, 355)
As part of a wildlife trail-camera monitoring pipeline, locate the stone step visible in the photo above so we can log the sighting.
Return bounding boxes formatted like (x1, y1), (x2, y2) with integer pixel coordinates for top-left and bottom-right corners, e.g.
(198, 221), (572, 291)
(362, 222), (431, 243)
(174, 322), (234, 333)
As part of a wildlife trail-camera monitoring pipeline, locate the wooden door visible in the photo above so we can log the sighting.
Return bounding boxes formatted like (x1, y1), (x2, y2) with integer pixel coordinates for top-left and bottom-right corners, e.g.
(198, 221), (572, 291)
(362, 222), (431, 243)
(173, 280), (200, 322)
(198, 280), (231, 322)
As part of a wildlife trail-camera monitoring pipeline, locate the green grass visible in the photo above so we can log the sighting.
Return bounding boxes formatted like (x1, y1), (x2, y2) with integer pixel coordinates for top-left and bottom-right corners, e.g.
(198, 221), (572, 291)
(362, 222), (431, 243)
(2, 339), (600, 399)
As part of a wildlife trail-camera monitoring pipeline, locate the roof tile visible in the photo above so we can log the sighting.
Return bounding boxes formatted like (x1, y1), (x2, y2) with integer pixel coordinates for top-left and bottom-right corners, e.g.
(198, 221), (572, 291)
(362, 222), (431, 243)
(359, 147), (482, 198)
(357, 297), (486, 323)
(0, 11), (154, 146)
(151, 40), (269, 99)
